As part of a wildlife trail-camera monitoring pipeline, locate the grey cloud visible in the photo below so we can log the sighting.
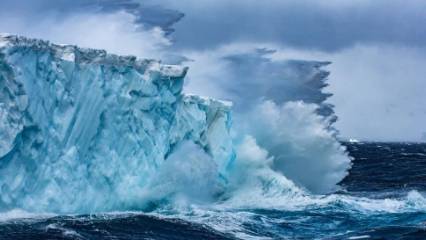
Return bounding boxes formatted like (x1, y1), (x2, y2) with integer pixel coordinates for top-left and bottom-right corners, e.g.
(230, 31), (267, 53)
(96, 1), (183, 34)
(4, 0), (425, 52)
(325, 45), (426, 142)
(182, 47), (334, 118)
(147, 0), (426, 52)
(0, 0), (176, 58)
(0, 0), (182, 34)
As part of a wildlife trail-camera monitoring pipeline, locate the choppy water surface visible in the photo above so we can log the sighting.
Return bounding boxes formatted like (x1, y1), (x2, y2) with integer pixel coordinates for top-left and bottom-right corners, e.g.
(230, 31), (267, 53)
(1, 142), (426, 240)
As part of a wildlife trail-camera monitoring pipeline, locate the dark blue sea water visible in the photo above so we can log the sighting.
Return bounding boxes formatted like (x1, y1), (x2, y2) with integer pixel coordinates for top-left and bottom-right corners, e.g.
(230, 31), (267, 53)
(1, 142), (426, 240)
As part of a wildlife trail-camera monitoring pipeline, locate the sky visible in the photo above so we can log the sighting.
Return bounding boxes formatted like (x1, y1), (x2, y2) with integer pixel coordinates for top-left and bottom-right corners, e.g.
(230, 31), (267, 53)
(0, 0), (425, 142)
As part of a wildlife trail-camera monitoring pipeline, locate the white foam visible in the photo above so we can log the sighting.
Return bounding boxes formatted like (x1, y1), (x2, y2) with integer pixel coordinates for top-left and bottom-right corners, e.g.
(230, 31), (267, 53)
(349, 235), (371, 240)
(0, 209), (55, 222)
(235, 100), (351, 194)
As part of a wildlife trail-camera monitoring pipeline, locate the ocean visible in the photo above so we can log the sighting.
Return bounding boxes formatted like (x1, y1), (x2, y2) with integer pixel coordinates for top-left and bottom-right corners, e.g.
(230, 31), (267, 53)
(1, 142), (426, 240)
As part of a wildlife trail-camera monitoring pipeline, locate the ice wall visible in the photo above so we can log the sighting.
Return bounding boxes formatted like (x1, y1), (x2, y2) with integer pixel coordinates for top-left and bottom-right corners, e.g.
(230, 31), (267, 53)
(0, 35), (233, 213)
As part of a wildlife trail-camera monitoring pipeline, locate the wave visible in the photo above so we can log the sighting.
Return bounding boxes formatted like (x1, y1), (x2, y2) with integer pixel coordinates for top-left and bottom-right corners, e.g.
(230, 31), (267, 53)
(2, 190), (425, 240)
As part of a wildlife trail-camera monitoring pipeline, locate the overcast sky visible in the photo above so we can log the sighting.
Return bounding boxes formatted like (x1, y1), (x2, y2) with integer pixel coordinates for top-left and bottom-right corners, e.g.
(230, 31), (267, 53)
(153, 0), (426, 142)
(1, 0), (425, 141)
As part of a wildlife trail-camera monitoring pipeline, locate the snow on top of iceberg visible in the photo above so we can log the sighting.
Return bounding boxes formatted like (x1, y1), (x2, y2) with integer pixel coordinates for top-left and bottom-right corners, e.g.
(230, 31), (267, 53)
(0, 34), (188, 80)
(0, 33), (13, 38)
(0, 33), (11, 48)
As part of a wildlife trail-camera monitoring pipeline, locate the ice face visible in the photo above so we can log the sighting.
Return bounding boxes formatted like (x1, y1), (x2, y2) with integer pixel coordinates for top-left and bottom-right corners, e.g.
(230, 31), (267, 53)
(0, 35), (234, 213)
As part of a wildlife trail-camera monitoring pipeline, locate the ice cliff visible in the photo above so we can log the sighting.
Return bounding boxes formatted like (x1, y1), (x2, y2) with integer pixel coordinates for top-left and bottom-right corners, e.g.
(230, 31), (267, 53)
(0, 35), (233, 212)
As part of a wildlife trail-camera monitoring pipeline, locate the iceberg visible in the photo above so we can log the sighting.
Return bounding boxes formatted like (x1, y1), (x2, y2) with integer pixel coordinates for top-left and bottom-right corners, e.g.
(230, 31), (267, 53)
(0, 35), (234, 213)
(0, 35), (351, 214)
